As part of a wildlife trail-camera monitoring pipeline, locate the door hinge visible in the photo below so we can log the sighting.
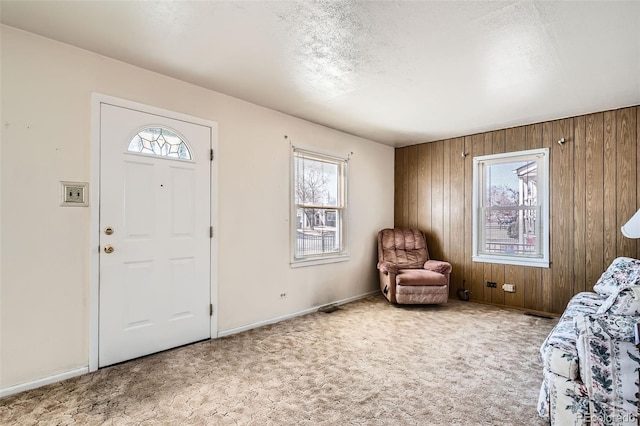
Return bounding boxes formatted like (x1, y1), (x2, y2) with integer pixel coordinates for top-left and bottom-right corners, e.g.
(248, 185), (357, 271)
(210, 149), (214, 161)
(210, 226), (213, 238)
(210, 304), (213, 316)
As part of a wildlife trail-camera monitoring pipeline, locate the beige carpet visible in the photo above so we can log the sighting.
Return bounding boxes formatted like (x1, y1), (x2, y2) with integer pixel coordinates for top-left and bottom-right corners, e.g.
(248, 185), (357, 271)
(0, 295), (556, 425)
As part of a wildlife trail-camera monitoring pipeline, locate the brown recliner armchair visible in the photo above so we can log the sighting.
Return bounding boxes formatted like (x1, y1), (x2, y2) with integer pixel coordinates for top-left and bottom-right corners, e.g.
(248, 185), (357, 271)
(377, 228), (452, 304)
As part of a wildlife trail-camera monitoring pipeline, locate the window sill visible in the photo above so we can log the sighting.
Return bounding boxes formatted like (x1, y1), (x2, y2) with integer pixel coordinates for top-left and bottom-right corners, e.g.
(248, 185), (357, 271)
(472, 255), (549, 268)
(290, 255), (349, 268)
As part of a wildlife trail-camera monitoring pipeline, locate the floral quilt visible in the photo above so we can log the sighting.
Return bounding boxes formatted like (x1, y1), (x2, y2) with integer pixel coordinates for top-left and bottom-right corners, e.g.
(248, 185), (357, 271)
(538, 286), (640, 426)
(574, 314), (639, 426)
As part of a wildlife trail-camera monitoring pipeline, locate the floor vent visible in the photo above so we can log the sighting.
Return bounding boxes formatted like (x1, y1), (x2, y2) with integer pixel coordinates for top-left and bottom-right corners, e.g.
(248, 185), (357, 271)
(318, 303), (340, 314)
(524, 311), (555, 319)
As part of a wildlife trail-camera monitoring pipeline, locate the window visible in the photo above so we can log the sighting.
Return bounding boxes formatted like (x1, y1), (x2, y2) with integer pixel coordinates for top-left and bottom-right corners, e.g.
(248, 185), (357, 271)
(291, 147), (348, 266)
(128, 127), (192, 160)
(472, 148), (549, 268)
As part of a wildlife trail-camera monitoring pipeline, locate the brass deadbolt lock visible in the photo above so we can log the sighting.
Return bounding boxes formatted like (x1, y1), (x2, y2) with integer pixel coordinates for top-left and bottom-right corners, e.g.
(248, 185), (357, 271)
(104, 227), (114, 235)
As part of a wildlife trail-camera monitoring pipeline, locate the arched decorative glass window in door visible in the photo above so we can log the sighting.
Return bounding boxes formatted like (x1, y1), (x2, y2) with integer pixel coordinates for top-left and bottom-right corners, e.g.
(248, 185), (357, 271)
(127, 127), (192, 160)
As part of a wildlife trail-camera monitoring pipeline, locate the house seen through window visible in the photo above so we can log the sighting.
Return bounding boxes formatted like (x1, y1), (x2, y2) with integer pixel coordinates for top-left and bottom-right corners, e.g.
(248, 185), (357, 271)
(291, 148), (348, 265)
(472, 148), (549, 268)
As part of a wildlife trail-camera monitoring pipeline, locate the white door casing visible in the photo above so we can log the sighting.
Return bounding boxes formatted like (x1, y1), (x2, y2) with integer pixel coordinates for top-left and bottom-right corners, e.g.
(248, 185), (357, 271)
(92, 97), (217, 368)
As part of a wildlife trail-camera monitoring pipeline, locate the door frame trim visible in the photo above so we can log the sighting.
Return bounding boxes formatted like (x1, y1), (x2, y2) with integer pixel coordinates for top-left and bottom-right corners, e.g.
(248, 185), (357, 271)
(89, 93), (219, 372)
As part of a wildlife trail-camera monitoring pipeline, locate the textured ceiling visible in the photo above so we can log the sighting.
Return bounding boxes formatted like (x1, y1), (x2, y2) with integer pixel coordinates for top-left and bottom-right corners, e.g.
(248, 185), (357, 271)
(1, 1), (639, 147)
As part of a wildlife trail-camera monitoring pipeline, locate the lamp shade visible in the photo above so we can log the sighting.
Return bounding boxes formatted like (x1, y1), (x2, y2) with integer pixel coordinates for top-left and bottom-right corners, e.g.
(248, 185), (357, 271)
(621, 208), (640, 238)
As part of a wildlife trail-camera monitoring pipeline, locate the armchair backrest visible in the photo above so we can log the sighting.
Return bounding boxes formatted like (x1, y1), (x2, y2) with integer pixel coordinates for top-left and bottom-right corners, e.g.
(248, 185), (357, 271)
(378, 228), (430, 269)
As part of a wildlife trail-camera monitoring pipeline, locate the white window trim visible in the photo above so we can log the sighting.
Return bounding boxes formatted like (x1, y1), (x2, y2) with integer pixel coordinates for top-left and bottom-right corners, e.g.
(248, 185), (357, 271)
(290, 145), (349, 267)
(472, 148), (550, 268)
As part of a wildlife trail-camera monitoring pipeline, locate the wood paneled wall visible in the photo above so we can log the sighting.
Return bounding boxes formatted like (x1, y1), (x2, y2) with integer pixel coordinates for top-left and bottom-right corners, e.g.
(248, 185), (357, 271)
(395, 106), (639, 314)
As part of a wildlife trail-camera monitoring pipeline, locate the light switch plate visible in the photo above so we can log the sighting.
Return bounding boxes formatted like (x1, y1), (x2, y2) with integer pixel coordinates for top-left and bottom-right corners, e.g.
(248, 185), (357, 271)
(60, 181), (89, 207)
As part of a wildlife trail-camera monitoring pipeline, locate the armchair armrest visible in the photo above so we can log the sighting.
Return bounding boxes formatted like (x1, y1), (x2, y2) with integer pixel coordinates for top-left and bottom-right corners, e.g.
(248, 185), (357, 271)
(423, 260), (452, 274)
(377, 261), (398, 275)
(574, 314), (640, 423)
(575, 314), (638, 343)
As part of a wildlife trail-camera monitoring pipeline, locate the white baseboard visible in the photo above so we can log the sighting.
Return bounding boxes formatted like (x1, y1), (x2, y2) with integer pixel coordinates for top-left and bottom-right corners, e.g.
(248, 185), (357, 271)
(0, 291), (380, 398)
(218, 290), (379, 338)
(0, 367), (88, 399)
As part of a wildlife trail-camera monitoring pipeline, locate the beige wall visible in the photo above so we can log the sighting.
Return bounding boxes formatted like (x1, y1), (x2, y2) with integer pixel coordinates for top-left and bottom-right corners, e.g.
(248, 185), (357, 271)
(0, 26), (394, 390)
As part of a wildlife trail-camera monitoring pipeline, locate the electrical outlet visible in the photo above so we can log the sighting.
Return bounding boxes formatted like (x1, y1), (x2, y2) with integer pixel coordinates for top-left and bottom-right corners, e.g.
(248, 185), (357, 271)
(279, 292), (287, 299)
(503, 283), (516, 293)
(486, 281), (497, 288)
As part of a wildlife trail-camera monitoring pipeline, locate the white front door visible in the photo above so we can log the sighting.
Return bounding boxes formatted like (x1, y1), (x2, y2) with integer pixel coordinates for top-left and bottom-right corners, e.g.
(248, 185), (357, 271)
(99, 103), (211, 367)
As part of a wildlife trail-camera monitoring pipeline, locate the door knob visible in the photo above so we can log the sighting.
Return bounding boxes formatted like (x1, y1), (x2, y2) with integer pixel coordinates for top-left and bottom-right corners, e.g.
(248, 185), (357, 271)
(104, 245), (115, 254)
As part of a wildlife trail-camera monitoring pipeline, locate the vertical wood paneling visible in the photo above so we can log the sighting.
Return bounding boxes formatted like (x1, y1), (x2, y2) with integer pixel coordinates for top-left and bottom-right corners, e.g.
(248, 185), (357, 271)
(407, 145), (419, 229)
(617, 107), (637, 258)
(449, 137), (465, 297)
(394, 148), (409, 228)
(523, 268), (541, 310)
(394, 148), (403, 227)
(430, 142), (445, 261)
(483, 265), (493, 303)
(493, 129), (506, 154)
(402, 147), (410, 228)
(585, 113), (605, 290)
(603, 111), (617, 266)
(551, 118), (574, 313)
(505, 127), (526, 152)
(443, 140), (452, 279)
(541, 122), (554, 313)
(573, 115), (587, 294)
(491, 263), (504, 304)
(417, 143), (432, 234)
(504, 265), (524, 307)
(393, 106), (640, 315)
